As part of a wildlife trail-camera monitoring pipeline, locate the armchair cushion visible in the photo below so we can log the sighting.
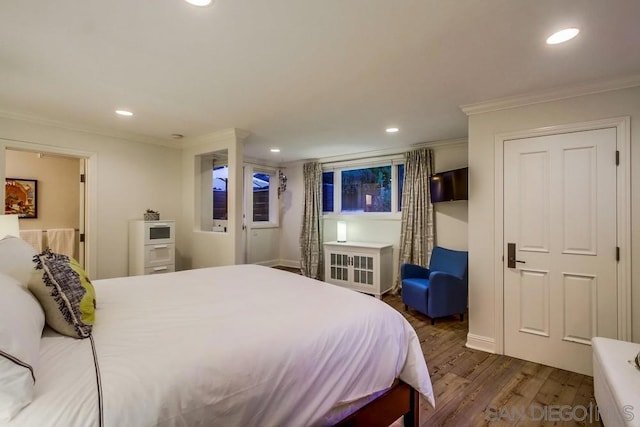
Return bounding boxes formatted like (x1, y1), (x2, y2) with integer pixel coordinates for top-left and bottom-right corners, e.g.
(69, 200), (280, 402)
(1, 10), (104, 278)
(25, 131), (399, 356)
(401, 246), (468, 322)
(400, 263), (429, 280)
(400, 278), (429, 315)
(428, 247), (468, 281)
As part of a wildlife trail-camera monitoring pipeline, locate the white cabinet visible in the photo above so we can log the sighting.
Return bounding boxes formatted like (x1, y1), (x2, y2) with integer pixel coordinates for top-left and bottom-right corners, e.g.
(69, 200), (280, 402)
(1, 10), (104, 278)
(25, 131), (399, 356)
(323, 241), (393, 298)
(129, 220), (175, 275)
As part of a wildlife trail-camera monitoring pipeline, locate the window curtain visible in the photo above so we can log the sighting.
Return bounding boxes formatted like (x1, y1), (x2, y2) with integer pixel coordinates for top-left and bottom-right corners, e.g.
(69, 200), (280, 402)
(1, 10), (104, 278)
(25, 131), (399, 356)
(396, 148), (435, 290)
(300, 162), (323, 279)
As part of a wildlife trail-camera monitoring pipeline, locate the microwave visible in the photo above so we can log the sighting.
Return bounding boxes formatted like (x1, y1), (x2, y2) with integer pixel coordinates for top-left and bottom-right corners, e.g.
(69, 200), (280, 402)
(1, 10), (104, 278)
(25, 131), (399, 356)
(144, 221), (175, 245)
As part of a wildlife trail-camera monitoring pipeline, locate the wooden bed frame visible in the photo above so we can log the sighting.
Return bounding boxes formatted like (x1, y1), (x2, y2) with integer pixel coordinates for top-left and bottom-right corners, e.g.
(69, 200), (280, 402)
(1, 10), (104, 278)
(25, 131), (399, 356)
(335, 380), (419, 427)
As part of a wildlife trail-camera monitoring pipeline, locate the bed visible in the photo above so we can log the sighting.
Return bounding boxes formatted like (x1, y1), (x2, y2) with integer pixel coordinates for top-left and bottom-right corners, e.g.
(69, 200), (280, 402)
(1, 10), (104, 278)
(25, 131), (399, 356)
(4, 263), (434, 426)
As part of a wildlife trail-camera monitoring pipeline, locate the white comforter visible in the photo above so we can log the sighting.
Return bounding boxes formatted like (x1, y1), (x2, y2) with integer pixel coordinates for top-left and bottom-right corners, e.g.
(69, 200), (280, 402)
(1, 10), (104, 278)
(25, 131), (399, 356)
(7, 265), (434, 426)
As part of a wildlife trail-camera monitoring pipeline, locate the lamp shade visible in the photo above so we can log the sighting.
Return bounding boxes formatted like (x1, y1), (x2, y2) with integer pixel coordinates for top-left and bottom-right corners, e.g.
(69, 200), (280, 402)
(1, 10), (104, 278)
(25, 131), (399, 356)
(337, 221), (347, 242)
(0, 215), (19, 239)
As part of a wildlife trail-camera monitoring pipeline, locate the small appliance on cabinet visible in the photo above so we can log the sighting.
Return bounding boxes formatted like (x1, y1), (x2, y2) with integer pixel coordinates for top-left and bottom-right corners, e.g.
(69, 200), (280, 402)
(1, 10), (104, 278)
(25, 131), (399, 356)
(323, 241), (393, 298)
(129, 220), (175, 275)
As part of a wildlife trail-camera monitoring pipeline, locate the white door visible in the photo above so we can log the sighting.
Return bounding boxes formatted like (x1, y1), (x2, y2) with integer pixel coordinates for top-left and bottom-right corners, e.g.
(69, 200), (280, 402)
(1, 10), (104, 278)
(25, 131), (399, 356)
(503, 127), (618, 375)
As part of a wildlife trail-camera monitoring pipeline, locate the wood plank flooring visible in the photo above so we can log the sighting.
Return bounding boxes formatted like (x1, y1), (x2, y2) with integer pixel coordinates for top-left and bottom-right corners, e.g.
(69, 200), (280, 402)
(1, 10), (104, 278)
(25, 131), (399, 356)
(272, 267), (602, 426)
(382, 293), (603, 427)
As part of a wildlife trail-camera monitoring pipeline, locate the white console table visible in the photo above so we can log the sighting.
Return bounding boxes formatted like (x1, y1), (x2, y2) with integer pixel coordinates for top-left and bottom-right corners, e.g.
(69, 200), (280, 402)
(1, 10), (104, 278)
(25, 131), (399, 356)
(323, 241), (393, 299)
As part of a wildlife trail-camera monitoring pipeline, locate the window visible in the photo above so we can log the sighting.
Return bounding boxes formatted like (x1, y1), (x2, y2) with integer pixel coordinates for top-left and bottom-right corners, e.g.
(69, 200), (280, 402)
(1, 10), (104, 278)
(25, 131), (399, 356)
(342, 166), (392, 213)
(322, 158), (404, 215)
(199, 149), (229, 232)
(252, 172), (270, 222)
(249, 167), (278, 227)
(212, 165), (228, 220)
(323, 171), (334, 213)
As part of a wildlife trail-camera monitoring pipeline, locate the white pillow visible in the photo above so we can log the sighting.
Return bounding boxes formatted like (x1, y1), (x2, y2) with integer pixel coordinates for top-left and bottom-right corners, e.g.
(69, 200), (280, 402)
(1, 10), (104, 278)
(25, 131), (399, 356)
(0, 236), (37, 288)
(0, 272), (45, 421)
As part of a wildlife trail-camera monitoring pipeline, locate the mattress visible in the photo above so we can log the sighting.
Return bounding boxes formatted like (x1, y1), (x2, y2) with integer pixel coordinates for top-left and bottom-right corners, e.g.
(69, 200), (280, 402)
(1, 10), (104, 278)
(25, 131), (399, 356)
(7, 265), (434, 426)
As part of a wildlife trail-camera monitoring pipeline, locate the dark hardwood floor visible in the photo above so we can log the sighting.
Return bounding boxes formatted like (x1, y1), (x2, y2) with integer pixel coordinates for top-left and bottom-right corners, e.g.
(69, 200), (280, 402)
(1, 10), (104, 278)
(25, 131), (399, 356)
(272, 266), (602, 426)
(383, 293), (602, 427)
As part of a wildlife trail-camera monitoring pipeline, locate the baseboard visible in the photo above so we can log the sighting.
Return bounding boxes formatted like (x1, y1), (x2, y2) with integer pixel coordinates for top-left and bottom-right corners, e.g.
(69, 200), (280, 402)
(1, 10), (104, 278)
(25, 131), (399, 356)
(254, 259), (280, 267)
(277, 259), (300, 269)
(465, 333), (496, 354)
(254, 259), (300, 268)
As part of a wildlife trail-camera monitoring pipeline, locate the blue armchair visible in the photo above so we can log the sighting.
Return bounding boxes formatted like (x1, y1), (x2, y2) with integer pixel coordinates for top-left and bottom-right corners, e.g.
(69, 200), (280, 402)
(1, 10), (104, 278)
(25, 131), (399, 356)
(401, 246), (468, 324)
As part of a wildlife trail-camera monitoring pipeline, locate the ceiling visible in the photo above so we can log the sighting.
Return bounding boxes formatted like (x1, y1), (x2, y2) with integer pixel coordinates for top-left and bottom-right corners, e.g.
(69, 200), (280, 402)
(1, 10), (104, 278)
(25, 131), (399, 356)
(1, 1), (639, 163)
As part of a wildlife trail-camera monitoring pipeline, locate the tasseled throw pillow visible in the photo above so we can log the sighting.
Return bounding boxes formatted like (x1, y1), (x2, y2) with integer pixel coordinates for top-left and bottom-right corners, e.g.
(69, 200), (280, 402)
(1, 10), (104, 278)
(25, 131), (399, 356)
(28, 249), (96, 339)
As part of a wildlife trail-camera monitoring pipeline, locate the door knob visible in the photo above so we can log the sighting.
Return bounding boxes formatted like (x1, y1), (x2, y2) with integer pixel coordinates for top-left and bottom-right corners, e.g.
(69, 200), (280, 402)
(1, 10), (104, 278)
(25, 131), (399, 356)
(507, 243), (526, 268)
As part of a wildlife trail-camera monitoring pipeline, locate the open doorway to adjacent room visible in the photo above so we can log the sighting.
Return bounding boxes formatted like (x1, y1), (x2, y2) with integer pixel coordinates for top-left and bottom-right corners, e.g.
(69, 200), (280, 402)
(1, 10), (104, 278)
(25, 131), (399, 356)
(2, 145), (93, 273)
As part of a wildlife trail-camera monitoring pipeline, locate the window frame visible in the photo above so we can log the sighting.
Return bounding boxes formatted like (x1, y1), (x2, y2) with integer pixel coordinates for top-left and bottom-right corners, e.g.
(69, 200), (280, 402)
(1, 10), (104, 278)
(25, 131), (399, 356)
(212, 164), (229, 222)
(322, 155), (405, 219)
(248, 165), (279, 228)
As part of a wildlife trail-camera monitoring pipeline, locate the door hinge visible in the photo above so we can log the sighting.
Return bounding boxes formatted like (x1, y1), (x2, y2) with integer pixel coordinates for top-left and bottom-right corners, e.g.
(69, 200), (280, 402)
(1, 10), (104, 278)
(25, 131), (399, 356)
(616, 246), (620, 262)
(79, 233), (85, 243)
(616, 150), (620, 166)
(80, 174), (86, 183)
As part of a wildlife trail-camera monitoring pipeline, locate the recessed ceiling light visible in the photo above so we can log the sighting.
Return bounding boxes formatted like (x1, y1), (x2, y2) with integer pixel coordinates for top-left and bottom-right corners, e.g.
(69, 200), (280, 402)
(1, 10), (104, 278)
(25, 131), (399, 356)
(185, 0), (212, 6)
(270, 148), (281, 153)
(386, 127), (399, 133)
(546, 28), (580, 45)
(115, 109), (133, 117)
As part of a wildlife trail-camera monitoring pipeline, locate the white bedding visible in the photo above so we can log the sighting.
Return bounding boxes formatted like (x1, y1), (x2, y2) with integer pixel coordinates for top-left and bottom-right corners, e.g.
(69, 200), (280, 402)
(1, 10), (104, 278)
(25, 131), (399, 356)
(7, 265), (434, 426)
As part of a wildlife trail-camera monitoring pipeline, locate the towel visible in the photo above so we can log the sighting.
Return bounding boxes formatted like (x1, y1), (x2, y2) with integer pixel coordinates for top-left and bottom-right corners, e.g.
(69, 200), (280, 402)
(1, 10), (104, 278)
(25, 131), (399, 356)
(19, 229), (44, 252)
(46, 228), (76, 258)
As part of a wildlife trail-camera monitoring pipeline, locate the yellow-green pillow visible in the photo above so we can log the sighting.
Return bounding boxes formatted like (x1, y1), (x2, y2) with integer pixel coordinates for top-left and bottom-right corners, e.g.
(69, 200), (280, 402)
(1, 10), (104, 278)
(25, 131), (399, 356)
(28, 250), (95, 339)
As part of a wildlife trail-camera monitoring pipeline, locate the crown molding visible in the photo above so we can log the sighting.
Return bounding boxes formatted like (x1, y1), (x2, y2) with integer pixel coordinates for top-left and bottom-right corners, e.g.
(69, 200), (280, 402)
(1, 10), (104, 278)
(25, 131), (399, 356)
(317, 136), (468, 165)
(180, 128), (251, 149)
(460, 74), (640, 116)
(0, 110), (255, 151)
(243, 155), (281, 168)
(0, 110), (179, 148)
(412, 137), (468, 150)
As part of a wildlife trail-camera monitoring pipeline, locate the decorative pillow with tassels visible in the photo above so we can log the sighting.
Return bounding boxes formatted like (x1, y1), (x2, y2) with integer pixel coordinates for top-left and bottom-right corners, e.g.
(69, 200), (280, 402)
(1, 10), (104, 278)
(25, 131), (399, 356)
(28, 249), (96, 339)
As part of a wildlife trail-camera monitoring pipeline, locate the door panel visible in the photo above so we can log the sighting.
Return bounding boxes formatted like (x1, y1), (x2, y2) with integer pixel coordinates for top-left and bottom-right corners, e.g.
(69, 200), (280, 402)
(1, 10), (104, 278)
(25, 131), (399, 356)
(504, 127), (617, 375)
(562, 146), (597, 255)
(562, 273), (596, 345)
(518, 151), (550, 252)
(518, 269), (549, 336)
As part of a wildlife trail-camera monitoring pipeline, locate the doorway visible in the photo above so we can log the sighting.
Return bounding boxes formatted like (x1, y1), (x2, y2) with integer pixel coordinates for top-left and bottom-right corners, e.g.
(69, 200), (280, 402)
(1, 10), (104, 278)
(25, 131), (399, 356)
(242, 164), (279, 265)
(1, 140), (97, 277)
(494, 117), (630, 376)
(5, 149), (85, 265)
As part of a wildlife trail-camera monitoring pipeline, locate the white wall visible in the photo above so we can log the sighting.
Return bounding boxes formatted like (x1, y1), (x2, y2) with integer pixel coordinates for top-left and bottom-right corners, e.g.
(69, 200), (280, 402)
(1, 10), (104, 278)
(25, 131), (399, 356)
(0, 117), (182, 279)
(467, 85), (640, 348)
(432, 142), (468, 251)
(278, 141), (469, 276)
(278, 161), (304, 268)
(180, 129), (245, 270)
(247, 228), (280, 265)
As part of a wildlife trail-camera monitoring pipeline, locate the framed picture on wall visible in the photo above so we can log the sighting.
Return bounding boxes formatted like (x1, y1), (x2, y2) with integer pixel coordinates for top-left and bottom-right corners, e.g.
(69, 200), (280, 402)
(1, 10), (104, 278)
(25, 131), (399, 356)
(5, 178), (38, 219)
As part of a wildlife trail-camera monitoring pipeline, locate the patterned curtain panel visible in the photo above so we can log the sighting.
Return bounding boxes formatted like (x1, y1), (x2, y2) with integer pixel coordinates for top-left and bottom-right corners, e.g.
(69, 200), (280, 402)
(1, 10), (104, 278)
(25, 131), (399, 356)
(396, 148), (435, 290)
(299, 162), (324, 279)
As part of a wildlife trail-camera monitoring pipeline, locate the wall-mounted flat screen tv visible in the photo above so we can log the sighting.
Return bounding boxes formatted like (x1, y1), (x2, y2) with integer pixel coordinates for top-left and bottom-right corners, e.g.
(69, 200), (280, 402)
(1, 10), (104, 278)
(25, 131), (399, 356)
(429, 167), (468, 203)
